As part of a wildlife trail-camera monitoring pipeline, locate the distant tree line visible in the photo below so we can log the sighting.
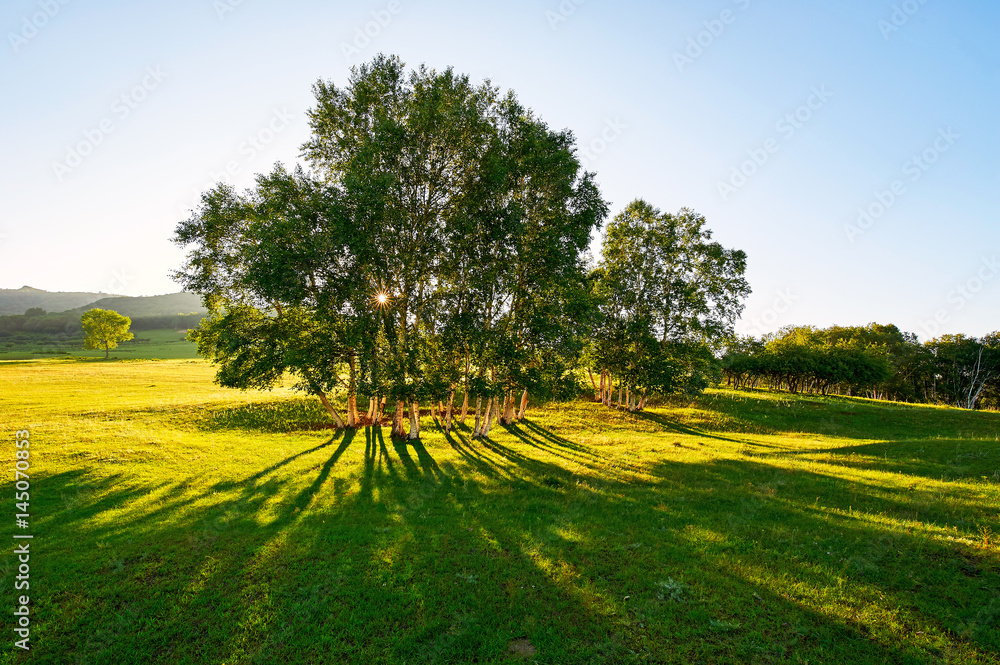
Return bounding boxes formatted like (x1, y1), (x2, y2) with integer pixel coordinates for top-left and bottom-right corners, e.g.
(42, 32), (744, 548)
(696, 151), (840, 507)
(0, 309), (204, 336)
(722, 324), (1000, 409)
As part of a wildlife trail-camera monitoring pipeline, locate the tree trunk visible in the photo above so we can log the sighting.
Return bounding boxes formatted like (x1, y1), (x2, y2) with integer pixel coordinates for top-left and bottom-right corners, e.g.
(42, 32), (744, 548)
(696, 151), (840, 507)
(316, 390), (346, 429)
(346, 353), (359, 427)
(473, 395), (483, 436)
(444, 387), (455, 432)
(437, 400), (444, 422)
(588, 367), (599, 401)
(391, 400), (406, 438)
(482, 397), (498, 438)
(409, 401), (420, 440)
(366, 397), (376, 423)
(617, 384), (623, 408)
(480, 397), (494, 437)
(501, 391), (516, 425)
(460, 392), (469, 425)
(347, 394), (358, 428)
(517, 388), (528, 420)
(104, 342), (109, 359)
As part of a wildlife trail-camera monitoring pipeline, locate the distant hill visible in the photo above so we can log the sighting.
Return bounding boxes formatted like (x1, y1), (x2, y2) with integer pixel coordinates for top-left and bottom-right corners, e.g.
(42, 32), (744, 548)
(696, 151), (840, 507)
(0, 287), (207, 318)
(67, 292), (206, 318)
(0, 286), (121, 316)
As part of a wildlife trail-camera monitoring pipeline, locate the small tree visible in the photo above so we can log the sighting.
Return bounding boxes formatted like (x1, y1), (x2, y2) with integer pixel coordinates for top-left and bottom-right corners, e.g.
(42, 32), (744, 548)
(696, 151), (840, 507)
(81, 308), (133, 359)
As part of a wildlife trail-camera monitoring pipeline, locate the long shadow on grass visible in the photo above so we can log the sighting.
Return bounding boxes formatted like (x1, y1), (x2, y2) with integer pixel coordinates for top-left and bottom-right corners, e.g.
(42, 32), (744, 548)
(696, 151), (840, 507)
(644, 456), (999, 652)
(635, 409), (770, 448)
(700, 388), (1000, 442)
(785, 438), (1000, 484)
(31, 420), (999, 664)
(212, 436), (341, 491)
(279, 436), (967, 663)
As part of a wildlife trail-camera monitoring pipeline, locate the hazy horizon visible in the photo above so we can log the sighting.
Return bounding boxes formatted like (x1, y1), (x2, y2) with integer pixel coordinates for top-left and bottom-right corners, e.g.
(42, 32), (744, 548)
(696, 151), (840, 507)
(2, 0), (997, 341)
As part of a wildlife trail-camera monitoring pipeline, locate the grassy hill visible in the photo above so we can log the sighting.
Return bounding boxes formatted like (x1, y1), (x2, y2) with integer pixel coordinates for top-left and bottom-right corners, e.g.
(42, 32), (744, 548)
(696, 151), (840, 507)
(65, 291), (206, 317)
(0, 287), (205, 319)
(2, 361), (997, 664)
(0, 286), (120, 315)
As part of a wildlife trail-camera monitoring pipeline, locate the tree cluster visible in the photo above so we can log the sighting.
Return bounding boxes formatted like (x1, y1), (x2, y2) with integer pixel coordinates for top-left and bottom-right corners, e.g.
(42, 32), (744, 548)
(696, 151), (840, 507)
(173, 55), (751, 437)
(723, 324), (1000, 409)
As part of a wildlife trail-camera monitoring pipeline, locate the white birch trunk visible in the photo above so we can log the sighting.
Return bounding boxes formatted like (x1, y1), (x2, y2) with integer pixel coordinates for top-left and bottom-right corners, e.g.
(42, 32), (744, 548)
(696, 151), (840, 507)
(408, 401), (420, 440)
(482, 396), (498, 437)
(347, 393), (358, 428)
(391, 400), (406, 438)
(473, 395), (483, 436)
(316, 391), (346, 429)
(445, 387), (455, 432)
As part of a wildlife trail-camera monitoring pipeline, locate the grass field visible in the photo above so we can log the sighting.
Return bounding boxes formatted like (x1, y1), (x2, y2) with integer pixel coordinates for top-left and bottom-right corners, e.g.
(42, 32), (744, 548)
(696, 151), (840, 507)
(0, 329), (198, 360)
(1, 359), (999, 664)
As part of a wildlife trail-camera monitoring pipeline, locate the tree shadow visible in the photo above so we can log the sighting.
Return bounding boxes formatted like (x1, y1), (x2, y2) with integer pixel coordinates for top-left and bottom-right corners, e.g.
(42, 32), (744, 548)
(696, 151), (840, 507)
(635, 409), (770, 447)
(30, 417), (999, 664)
(787, 438), (1000, 483)
(212, 435), (341, 491)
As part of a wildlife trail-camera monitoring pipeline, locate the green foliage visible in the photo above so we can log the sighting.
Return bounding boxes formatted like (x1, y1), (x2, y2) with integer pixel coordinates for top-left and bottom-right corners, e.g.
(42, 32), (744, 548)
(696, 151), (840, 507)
(724, 324), (1000, 409)
(81, 308), (134, 358)
(176, 54), (609, 427)
(589, 200), (750, 405)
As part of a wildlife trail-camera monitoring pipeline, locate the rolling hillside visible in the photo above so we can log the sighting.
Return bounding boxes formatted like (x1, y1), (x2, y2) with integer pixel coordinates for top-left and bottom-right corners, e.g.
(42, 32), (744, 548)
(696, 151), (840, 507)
(0, 287), (206, 318)
(65, 292), (206, 317)
(0, 286), (120, 315)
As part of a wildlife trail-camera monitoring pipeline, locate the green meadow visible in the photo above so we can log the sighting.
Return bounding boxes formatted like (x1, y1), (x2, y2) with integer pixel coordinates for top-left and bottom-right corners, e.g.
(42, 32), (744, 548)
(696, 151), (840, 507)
(0, 329), (199, 361)
(2, 359), (998, 664)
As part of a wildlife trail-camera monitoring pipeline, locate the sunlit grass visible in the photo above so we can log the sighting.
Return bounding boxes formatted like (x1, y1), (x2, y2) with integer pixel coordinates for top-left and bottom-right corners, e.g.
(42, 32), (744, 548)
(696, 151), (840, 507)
(1, 360), (998, 663)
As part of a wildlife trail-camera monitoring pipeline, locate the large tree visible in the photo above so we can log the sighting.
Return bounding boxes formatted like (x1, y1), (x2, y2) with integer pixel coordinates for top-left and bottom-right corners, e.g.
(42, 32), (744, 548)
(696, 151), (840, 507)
(175, 54), (607, 437)
(302, 54), (606, 437)
(591, 200), (750, 409)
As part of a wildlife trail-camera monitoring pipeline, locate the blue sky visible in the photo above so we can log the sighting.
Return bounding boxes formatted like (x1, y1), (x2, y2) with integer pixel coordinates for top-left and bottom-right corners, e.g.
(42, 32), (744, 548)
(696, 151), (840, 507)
(1, 0), (997, 340)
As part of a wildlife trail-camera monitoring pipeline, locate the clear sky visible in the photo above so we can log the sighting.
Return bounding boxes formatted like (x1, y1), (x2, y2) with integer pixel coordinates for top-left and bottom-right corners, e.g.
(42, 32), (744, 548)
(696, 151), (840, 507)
(1, 0), (997, 340)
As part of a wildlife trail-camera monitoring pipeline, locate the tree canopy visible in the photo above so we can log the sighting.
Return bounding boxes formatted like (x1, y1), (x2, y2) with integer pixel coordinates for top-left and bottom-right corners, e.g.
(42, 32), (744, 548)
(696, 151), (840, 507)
(81, 308), (133, 359)
(722, 324), (1000, 409)
(174, 55), (756, 435)
(588, 200), (750, 410)
(174, 54), (622, 436)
